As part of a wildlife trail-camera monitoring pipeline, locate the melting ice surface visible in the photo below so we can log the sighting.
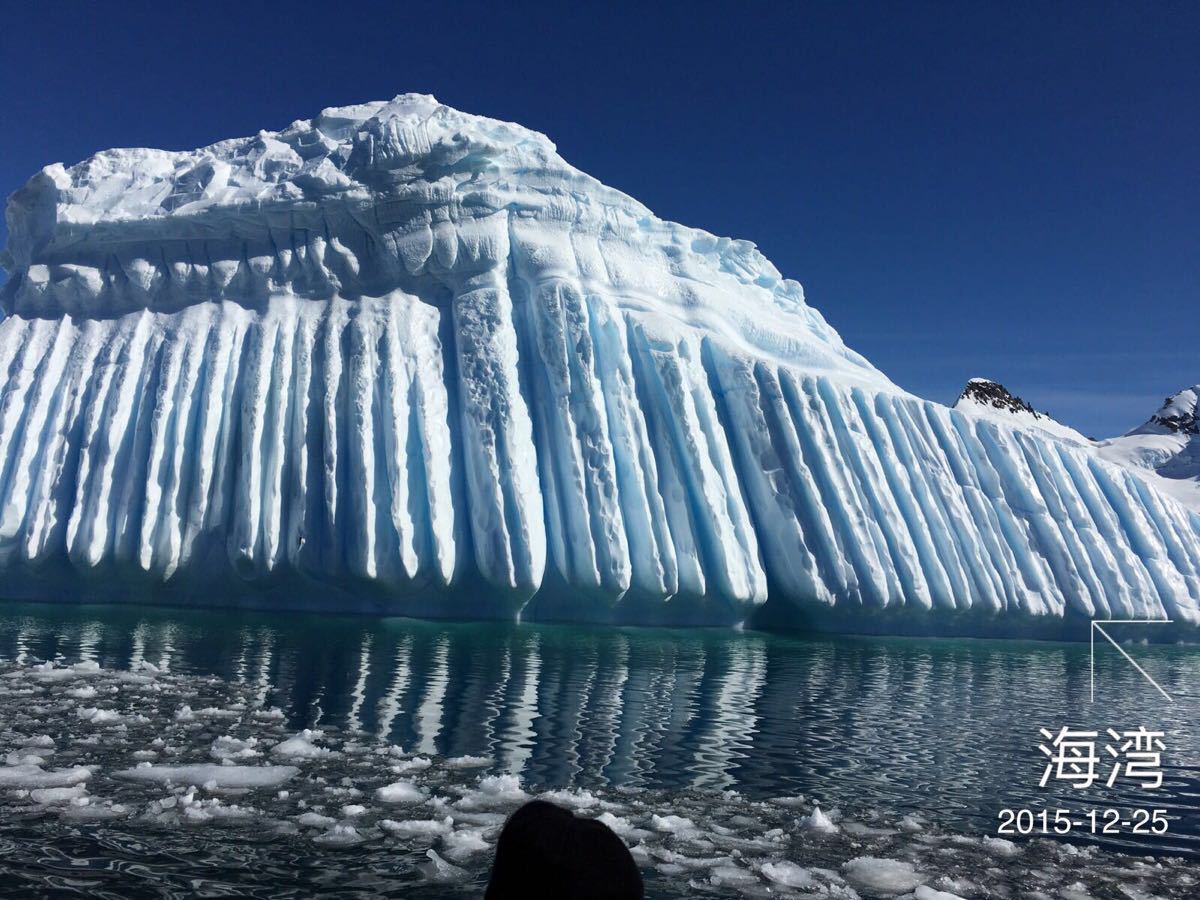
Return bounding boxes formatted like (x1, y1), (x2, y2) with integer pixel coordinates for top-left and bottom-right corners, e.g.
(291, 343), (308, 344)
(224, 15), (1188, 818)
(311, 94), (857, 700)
(1, 604), (1198, 897)
(1, 94), (1200, 633)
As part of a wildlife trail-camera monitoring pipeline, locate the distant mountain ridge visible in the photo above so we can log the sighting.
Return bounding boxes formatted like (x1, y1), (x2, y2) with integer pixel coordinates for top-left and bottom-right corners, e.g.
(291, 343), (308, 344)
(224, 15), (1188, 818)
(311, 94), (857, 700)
(1131, 386), (1199, 437)
(1099, 385), (1200, 512)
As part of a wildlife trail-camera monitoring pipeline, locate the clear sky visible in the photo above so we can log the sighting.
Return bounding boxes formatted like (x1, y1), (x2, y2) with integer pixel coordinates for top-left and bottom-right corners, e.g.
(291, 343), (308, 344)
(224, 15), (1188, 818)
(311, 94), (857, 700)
(1, 1), (1195, 437)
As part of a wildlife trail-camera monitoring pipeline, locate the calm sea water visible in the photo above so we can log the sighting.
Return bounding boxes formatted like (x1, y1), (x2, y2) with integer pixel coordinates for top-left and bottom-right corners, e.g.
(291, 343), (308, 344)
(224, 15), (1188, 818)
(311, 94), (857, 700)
(0, 602), (1197, 897)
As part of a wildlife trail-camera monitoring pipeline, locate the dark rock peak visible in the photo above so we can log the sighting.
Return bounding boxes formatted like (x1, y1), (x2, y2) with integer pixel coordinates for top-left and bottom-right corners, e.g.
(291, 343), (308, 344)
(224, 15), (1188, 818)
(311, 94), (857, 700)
(1145, 387), (1199, 436)
(957, 378), (1044, 420)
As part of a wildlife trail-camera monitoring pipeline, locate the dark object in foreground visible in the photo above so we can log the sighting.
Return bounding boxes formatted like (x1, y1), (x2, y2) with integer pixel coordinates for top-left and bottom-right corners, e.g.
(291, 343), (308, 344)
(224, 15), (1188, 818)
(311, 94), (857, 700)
(485, 800), (645, 899)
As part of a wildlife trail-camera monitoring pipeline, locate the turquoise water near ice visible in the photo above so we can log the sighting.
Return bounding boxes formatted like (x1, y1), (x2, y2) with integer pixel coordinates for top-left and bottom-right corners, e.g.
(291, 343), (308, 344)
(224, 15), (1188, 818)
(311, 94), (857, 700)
(0, 602), (1198, 897)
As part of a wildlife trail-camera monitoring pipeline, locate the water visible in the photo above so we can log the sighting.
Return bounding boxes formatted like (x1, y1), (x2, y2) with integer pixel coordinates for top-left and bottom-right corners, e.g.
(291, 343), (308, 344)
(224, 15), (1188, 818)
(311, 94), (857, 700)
(1, 602), (1198, 897)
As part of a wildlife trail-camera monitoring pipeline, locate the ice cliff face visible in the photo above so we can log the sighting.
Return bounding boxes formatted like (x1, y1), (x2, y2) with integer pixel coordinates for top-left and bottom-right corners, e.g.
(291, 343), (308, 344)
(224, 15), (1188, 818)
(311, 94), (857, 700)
(2, 95), (1199, 634)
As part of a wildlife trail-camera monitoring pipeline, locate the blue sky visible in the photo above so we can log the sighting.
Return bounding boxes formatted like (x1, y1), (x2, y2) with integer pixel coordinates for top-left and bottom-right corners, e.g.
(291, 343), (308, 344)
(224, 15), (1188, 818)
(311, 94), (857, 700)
(1, 1), (1195, 437)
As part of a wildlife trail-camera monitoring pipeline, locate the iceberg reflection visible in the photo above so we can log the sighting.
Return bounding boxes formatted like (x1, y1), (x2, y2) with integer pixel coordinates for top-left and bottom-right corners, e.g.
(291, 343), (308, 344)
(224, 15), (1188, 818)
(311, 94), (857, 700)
(0, 601), (1198, 856)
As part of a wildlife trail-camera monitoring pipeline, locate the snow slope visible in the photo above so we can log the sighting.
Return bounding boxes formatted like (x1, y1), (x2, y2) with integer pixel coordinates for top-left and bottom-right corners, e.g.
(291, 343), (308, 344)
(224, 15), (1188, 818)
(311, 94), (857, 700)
(1, 95), (1198, 634)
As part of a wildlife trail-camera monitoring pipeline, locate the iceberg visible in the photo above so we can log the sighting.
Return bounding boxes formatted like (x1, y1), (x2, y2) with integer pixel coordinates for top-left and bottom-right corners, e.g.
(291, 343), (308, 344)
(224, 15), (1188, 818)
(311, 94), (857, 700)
(1, 94), (1198, 634)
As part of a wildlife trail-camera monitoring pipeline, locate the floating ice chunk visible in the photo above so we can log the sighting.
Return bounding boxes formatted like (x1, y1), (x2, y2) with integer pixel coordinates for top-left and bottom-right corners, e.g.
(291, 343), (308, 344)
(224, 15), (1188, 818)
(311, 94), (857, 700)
(843, 820), (898, 837)
(116, 671), (156, 686)
(327, 782), (363, 799)
(899, 815), (925, 832)
(271, 730), (333, 759)
(454, 774), (528, 810)
(443, 754), (490, 770)
(761, 860), (817, 888)
(446, 810), (506, 828)
(6, 752), (46, 767)
(61, 798), (129, 821)
(842, 857), (924, 897)
(26, 661), (104, 682)
(380, 816), (454, 838)
(931, 877), (979, 898)
(75, 707), (121, 725)
(0, 764), (92, 788)
(596, 811), (628, 832)
(114, 764), (298, 789)
(297, 811), (336, 829)
(651, 814), (697, 836)
(188, 706), (239, 719)
(982, 837), (1019, 857)
(419, 848), (469, 882)
(650, 847), (733, 870)
(915, 886), (968, 900)
(211, 736), (262, 761)
(443, 826), (491, 860)
(708, 864), (758, 888)
(539, 788), (602, 810)
(376, 780), (427, 803)
(167, 790), (258, 824)
(391, 756), (432, 774)
(341, 804), (366, 817)
(596, 812), (651, 841)
(769, 795), (808, 808)
(66, 685), (97, 699)
(313, 824), (365, 847)
(30, 783), (89, 804)
(800, 805), (839, 834)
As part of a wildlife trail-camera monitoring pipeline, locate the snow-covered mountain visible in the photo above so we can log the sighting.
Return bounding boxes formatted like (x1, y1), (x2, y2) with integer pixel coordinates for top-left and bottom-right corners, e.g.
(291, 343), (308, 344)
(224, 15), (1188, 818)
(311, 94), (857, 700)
(1, 95), (1198, 635)
(953, 379), (1090, 446)
(1098, 386), (1200, 513)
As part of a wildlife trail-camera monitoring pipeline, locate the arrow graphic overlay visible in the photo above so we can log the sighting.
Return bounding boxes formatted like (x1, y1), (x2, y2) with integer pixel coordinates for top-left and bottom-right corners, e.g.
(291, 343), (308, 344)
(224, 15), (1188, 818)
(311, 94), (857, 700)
(1090, 619), (1173, 704)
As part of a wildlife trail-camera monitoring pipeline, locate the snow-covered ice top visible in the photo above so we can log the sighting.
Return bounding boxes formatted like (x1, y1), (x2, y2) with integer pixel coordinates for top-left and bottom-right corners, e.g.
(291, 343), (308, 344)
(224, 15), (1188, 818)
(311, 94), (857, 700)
(5, 94), (593, 240)
(1, 93), (878, 386)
